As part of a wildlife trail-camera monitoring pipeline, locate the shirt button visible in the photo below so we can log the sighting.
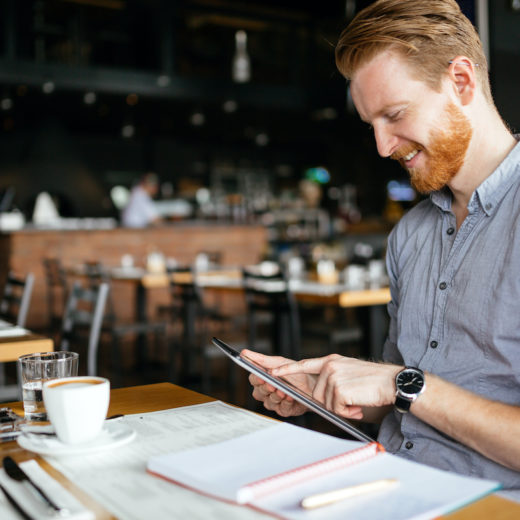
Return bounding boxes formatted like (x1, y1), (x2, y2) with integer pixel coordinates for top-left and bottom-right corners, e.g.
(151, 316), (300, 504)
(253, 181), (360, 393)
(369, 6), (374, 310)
(405, 441), (414, 450)
(485, 203), (492, 211)
(439, 282), (447, 290)
(430, 340), (438, 349)
(446, 227), (455, 235)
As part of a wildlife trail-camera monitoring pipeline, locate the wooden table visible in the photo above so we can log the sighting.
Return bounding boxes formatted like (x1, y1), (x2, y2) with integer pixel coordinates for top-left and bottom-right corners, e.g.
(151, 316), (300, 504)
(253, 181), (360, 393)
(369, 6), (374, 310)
(69, 265), (392, 360)
(1, 382), (518, 520)
(0, 331), (54, 400)
(0, 333), (54, 362)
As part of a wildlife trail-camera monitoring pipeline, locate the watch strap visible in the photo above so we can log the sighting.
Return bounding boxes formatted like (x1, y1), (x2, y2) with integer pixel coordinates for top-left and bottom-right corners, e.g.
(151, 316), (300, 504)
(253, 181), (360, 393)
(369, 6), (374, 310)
(394, 395), (412, 413)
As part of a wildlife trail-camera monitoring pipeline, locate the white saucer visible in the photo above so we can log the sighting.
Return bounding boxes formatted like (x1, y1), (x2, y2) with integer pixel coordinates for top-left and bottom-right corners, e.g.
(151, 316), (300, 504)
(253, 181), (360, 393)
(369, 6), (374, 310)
(17, 421), (136, 456)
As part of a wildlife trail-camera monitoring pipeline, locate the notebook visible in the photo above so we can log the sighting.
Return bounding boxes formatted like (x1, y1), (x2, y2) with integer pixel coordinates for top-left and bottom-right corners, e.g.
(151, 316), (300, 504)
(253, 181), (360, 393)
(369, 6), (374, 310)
(147, 421), (501, 520)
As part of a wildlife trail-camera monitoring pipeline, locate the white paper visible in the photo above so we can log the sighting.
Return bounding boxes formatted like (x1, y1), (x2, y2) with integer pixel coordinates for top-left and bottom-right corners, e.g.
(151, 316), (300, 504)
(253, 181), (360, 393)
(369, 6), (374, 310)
(0, 460), (94, 520)
(46, 402), (276, 520)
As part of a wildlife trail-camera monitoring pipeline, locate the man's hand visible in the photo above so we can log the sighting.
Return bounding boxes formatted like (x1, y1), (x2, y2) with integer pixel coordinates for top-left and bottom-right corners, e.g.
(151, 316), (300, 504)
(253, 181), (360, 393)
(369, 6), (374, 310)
(272, 354), (401, 420)
(241, 349), (314, 417)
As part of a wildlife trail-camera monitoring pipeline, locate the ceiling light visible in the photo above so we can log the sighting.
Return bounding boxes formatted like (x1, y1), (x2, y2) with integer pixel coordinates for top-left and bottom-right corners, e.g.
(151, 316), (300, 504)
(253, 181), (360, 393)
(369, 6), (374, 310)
(223, 100), (238, 113)
(345, 0), (357, 19)
(83, 92), (97, 105)
(1, 98), (12, 111)
(190, 112), (205, 126)
(232, 30), (251, 83)
(311, 107), (338, 121)
(121, 124), (135, 138)
(1, 91), (13, 111)
(157, 75), (171, 87)
(255, 132), (269, 146)
(42, 81), (55, 94)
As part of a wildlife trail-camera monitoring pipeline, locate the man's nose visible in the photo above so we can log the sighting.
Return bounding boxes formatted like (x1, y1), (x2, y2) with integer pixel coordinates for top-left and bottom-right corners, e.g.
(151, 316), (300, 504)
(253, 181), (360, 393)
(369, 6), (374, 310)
(374, 125), (398, 158)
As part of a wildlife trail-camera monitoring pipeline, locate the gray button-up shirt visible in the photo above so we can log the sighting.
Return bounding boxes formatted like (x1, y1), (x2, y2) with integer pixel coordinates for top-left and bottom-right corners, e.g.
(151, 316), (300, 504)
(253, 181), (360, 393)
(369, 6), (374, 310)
(379, 139), (520, 495)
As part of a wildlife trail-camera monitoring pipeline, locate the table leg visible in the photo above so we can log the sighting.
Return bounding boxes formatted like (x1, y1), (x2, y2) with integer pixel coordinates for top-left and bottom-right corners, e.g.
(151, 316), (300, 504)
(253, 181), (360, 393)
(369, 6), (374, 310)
(183, 299), (197, 374)
(136, 282), (148, 367)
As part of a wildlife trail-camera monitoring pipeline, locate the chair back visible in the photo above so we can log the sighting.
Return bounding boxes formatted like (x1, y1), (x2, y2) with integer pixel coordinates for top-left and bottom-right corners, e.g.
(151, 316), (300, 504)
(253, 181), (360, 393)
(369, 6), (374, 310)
(242, 265), (300, 359)
(42, 258), (69, 330)
(60, 281), (109, 376)
(0, 271), (35, 327)
(83, 261), (117, 324)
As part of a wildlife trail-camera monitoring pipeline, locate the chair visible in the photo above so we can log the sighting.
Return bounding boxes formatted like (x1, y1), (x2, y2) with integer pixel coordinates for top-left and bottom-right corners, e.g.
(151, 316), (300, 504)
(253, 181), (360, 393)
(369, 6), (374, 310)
(83, 261), (169, 386)
(59, 281), (109, 377)
(0, 271), (35, 327)
(299, 304), (364, 358)
(242, 265), (301, 360)
(0, 271), (35, 400)
(42, 258), (69, 336)
(165, 267), (233, 397)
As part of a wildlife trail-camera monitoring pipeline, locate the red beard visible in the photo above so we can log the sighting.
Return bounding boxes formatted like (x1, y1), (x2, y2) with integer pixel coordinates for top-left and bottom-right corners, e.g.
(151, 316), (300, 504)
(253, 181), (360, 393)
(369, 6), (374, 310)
(391, 102), (473, 194)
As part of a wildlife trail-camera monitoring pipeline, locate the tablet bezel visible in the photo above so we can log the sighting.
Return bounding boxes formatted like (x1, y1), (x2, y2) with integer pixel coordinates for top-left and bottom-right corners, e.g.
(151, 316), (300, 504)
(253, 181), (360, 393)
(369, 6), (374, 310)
(212, 337), (374, 443)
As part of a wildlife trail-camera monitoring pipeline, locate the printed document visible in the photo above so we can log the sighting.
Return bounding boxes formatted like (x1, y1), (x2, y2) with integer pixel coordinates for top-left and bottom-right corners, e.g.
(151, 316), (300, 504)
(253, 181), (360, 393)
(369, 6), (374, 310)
(46, 401), (499, 520)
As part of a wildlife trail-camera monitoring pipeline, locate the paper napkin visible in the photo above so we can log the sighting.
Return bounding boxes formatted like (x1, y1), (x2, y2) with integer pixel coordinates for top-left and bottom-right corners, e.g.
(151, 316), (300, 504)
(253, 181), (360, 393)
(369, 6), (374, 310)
(0, 459), (94, 520)
(0, 326), (29, 338)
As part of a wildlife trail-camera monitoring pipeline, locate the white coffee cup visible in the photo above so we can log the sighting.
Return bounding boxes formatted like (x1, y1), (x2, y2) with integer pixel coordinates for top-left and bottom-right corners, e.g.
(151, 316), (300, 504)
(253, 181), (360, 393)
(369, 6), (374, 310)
(344, 264), (367, 290)
(42, 376), (110, 444)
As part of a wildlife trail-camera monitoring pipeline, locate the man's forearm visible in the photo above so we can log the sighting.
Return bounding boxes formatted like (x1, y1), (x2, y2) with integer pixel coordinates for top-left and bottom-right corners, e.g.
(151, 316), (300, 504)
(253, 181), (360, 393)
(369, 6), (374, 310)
(411, 374), (520, 471)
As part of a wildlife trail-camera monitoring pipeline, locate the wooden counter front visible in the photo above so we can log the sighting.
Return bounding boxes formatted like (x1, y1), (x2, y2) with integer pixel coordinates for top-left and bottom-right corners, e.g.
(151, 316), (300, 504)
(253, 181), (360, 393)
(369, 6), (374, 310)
(0, 224), (268, 328)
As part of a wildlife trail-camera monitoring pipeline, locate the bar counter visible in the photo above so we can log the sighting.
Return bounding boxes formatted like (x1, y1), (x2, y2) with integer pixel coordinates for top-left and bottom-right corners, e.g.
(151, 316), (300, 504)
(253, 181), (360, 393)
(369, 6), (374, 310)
(0, 223), (268, 328)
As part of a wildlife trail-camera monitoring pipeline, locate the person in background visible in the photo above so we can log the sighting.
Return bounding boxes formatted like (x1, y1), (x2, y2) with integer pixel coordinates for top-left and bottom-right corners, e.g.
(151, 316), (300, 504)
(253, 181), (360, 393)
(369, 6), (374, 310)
(121, 172), (163, 228)
(245, 0), (520, 498)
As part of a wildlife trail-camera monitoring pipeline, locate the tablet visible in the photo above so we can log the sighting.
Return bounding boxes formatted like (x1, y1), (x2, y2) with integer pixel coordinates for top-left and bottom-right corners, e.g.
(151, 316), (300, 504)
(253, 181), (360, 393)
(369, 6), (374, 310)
(212, 337), (375, 443)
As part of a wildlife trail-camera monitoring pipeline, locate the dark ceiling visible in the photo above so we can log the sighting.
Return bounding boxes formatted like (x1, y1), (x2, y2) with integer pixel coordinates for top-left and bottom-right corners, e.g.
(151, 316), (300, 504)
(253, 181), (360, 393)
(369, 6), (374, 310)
(0, 0), (371, 141)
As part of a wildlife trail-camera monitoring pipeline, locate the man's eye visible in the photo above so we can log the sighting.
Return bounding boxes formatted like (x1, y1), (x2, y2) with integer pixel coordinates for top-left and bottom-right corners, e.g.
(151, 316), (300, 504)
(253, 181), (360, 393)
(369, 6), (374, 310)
(388, 111), (402, 122)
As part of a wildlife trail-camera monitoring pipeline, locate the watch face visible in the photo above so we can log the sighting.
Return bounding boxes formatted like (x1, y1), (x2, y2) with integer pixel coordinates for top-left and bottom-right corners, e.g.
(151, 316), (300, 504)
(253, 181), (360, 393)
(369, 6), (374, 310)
(397, 370), (424, 397)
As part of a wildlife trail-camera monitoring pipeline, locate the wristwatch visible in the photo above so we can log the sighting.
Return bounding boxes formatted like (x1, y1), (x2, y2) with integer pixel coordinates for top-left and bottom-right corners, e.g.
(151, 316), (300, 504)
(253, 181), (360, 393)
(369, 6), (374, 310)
(395, 366), (426, 413)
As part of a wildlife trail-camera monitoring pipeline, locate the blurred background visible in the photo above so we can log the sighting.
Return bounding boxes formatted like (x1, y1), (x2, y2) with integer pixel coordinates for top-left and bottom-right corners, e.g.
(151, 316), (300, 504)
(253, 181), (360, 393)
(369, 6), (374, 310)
(0, 0), (519, 413)
(0, 0), (516, 230)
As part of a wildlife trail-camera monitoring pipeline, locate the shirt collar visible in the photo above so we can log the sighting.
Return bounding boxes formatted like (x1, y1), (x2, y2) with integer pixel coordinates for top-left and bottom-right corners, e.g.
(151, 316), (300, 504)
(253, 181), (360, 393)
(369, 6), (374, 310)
(430, 136), (520, 215)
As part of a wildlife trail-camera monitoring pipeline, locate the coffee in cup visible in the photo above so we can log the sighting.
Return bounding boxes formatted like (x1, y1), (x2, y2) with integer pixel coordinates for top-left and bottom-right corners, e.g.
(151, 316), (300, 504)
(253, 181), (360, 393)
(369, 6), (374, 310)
(42, 376), (110, 444)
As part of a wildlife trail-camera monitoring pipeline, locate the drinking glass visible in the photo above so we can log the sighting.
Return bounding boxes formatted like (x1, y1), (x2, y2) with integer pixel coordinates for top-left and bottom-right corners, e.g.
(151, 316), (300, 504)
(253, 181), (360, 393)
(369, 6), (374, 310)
(18, 351), (79, 421)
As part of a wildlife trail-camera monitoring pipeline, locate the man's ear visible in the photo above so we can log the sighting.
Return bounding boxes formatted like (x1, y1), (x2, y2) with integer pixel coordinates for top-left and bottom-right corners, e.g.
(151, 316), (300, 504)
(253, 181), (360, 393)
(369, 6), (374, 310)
(447, 56), (476, 105)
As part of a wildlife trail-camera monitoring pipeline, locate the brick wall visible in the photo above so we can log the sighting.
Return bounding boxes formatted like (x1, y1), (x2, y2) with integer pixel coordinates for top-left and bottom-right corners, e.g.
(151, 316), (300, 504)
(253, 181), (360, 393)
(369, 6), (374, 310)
(0, 224), (268, 329)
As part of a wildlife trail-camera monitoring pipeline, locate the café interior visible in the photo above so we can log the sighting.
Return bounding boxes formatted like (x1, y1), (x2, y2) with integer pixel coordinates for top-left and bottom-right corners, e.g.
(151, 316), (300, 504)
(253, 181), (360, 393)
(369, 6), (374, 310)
(0, 1), (519, 517)
(1, 0), (519, 407)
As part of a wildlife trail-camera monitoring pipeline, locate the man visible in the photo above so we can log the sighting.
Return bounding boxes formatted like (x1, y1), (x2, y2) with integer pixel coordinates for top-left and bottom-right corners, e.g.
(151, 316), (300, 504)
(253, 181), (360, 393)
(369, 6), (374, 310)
(245, 0), (520, 497)
(121, 172), (163, 228)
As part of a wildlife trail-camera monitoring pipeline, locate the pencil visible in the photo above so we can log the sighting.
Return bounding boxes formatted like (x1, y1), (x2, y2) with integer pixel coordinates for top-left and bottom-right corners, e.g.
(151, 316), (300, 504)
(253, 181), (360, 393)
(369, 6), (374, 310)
(300, 478), (399, 509)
